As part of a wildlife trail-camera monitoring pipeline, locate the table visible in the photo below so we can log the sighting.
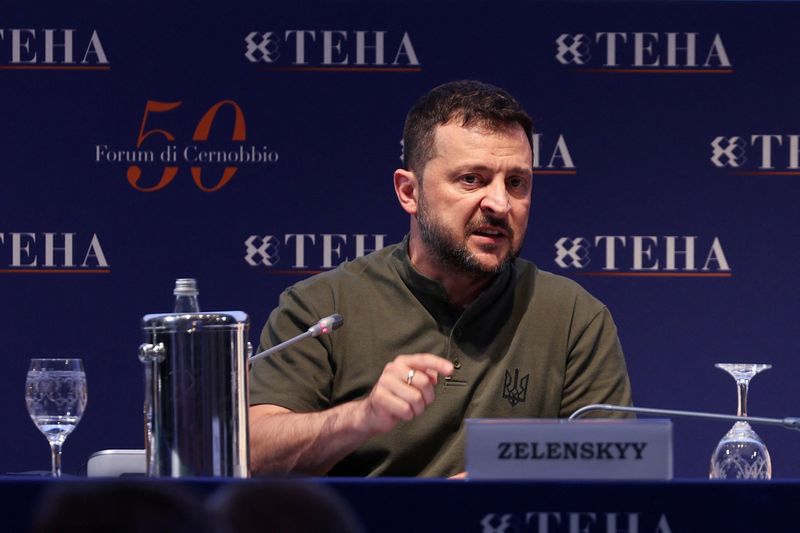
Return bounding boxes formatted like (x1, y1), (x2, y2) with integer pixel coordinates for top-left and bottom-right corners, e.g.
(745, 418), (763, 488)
(3, 477), (795, 532)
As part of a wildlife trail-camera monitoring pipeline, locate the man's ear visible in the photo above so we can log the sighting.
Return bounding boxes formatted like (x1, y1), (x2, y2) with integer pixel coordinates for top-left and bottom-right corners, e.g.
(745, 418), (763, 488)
(394, 168), (419, 215)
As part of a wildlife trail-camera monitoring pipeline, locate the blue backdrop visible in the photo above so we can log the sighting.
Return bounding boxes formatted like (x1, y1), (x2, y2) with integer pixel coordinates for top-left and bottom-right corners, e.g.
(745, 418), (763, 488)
(3, 0), (799, 478)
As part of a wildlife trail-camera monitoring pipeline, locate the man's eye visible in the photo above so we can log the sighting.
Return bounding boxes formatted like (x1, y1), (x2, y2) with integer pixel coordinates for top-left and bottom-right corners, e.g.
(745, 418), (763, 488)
(508, 177), (529, 190)
(462, 175), (479, 184)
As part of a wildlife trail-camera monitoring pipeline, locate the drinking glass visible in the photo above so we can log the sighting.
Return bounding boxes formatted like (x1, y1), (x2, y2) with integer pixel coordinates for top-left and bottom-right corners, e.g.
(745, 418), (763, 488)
(709, 363), (771, 479)
(25, 358), (88, 477)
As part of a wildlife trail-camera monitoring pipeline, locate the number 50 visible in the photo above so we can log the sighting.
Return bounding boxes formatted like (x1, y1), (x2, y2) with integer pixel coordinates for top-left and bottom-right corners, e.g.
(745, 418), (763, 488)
(126, 99), (247, 192)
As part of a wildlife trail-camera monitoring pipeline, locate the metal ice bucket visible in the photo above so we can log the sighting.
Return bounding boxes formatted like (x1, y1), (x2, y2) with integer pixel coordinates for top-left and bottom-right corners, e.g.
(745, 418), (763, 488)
(138, 311), (250, 477)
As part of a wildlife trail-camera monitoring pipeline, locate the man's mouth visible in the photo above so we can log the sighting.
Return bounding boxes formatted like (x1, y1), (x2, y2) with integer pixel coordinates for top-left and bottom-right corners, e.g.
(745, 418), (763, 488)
(472, 226), (508, 239)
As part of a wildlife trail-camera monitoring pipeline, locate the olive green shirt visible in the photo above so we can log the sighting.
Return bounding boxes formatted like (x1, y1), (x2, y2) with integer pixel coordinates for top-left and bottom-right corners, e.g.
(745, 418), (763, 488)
(249, 237), (632, 477)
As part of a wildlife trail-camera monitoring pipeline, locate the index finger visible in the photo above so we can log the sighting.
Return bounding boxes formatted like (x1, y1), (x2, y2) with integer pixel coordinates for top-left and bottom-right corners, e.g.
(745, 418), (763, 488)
(396, 353), (455, 376)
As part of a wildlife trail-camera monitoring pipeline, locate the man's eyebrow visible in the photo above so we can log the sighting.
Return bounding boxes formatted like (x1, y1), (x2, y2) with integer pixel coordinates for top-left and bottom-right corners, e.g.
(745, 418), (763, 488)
(510, 166), (534, 176)
(450, 164), (532, 175)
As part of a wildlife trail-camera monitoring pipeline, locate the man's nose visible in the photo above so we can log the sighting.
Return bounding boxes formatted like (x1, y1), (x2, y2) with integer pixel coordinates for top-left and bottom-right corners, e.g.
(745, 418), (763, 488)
(481, 182), (511, 216)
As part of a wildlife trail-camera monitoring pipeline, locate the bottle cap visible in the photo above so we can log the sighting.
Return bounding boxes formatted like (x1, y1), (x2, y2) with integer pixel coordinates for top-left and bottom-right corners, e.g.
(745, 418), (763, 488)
(174, 278), (198, 297)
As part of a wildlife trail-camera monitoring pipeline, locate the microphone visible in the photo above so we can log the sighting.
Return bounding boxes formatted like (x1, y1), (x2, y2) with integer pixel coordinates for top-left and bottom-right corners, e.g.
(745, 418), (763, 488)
(249, 313), (344, 362)
(568, 403), (800, 431)
(307, 314), (344, 337)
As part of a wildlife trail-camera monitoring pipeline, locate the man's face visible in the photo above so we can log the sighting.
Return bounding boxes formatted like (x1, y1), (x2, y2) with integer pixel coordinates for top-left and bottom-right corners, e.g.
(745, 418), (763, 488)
(414, 121), (532, 277)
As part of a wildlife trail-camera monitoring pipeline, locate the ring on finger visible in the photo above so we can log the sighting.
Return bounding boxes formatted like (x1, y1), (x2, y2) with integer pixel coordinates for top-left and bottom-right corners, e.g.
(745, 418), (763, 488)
(406, 369), (415, 386)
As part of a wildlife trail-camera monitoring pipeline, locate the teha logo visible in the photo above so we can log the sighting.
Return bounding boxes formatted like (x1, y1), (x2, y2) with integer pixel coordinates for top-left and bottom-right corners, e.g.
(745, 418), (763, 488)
(502, 368), (529, 407)
(245, 30), (421, 72)
(555, 32), (732, 73)
(0, 29), (109, 70)
(555, 237), (591, 269)
(711, 134), (800, 175)
(480, 511), (672, 533)
(554, 235), (731, 277)
(244, 233), (388, 273)
(0, 232), (109, 273)
(555, 33), (592, 65)
(245, 32), (280, 63)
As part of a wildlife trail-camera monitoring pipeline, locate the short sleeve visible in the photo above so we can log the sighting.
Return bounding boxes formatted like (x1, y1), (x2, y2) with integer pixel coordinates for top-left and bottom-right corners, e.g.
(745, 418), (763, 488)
(249, 285), (336, 412)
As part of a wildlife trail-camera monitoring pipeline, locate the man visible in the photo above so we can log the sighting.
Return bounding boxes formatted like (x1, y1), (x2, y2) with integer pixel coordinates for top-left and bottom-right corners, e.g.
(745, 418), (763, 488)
(249, 80), (632, 477)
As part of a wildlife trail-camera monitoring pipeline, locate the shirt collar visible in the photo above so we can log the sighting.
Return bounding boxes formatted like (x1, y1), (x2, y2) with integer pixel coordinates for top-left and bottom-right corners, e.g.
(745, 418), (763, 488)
(390, 234), (514, 326)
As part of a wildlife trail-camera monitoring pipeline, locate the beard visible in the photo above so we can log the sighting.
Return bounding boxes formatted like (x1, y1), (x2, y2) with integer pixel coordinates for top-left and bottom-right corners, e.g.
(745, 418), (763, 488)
(417, 191), (520, 277)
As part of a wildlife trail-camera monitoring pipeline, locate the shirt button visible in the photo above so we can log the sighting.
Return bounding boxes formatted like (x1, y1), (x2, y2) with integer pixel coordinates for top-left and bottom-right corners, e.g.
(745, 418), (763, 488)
(453, 359), (462, 369)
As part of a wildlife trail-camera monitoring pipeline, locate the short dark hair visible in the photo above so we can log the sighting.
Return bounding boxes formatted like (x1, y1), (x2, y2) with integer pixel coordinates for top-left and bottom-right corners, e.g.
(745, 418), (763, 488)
(402, 80), (533, 174)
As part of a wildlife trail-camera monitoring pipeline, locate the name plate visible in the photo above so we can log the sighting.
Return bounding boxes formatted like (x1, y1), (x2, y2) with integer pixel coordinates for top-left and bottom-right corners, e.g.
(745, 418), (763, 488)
(466, 418), (672, 480)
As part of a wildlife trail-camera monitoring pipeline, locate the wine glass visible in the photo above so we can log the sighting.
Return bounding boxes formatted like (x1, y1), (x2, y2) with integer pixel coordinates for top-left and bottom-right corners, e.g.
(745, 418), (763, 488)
(25, 359), (88, 477)
(709, 363), (771, 480)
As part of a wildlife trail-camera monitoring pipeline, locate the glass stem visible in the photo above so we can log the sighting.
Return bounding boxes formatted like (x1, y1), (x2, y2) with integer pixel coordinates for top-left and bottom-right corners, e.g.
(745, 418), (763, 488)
(50, 442), (62, 477)
(736, 378), (749, 417)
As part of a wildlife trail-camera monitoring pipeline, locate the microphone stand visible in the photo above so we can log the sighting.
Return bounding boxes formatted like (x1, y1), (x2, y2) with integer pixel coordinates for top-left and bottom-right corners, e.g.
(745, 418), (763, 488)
(568, 403), (800, 431)
(249, 313), (343, 362)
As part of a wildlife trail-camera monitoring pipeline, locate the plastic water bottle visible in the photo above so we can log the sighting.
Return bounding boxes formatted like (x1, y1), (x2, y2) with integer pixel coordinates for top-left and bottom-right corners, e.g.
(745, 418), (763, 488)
(173, 278), (200, 312)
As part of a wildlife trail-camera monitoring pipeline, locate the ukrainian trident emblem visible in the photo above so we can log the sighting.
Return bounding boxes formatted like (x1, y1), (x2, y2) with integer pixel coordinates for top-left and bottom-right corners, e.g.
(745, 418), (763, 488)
(502, 368), (530, 407)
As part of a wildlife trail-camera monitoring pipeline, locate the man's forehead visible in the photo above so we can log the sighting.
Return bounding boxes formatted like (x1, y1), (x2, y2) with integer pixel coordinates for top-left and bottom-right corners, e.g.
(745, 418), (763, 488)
(430, 121), (532, 157)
